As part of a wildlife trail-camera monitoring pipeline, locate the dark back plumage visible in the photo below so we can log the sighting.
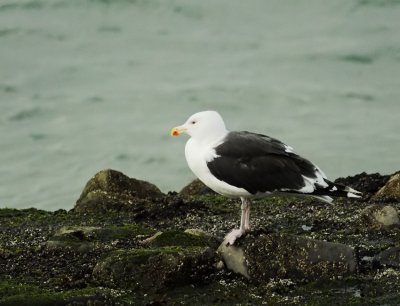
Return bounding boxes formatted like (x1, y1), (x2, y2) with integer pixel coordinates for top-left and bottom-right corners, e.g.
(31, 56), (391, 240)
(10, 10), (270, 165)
(207, 131), (321, 194)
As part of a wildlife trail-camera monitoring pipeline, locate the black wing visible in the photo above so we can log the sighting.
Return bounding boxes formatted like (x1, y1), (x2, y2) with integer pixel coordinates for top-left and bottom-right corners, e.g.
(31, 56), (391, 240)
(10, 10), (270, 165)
(207, 131), (320, 194)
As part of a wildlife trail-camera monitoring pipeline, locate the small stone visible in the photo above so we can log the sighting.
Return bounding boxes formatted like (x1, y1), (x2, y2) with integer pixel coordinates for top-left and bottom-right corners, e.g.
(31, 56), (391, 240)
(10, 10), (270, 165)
(141, 230), (216, 248)
(46, 224), (153, 252)
(57, 226), (101, 238)
(375, 247), (400, 268)
(217, 243), (250, 278)
(215, 260), (225, 270)
(359, 204), (399, 229)
(179, 179), (215, 197)
(140, 231), (163, 245)
(45, 226), (100, 252)
(184, 228), (209, 237)
(46, 240), (94, 253)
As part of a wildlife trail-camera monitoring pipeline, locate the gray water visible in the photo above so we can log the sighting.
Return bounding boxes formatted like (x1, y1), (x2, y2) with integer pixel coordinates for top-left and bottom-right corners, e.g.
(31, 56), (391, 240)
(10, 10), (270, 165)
(1, 0), (399, 210)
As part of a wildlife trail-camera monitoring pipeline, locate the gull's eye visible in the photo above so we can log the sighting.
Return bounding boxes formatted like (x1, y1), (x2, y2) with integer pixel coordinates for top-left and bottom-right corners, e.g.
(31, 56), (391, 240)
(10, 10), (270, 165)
(191, 120), (197, 125)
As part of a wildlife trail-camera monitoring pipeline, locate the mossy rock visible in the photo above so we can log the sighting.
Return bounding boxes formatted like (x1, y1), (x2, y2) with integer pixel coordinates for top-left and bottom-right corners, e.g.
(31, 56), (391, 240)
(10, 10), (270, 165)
(0, 281), (110, 306)
(179, 179), (215, 197)
(53, 224), (153, 242)
(92, 246), (217, 291)
(78, 169), (163, 200)
(46, 224), (155, 252)
(143, 230), (218, 248)
(74, 169), (164, 213)
(221, 232), (357, 281)
(0, 208), (25, 218)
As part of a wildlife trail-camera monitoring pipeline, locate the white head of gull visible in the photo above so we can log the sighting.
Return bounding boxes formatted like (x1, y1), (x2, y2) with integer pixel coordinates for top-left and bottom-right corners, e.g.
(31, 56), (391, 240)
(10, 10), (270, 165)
(171, 110), (361, 245)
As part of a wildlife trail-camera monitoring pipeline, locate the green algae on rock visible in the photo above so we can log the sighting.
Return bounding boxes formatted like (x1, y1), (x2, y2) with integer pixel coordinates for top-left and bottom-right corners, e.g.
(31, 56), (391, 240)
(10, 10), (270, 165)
(46, 224), (155, 252)
(142, 230), (218, 248)
(1, 170), (400, 305)
(74, 169), (164, 213)
(92, 246), (216, 291)
(0, 280), (128, 306)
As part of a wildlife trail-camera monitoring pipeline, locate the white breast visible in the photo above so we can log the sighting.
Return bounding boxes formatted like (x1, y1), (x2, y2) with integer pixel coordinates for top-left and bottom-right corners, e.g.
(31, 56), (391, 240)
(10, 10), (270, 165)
(184, 138), (251, 197)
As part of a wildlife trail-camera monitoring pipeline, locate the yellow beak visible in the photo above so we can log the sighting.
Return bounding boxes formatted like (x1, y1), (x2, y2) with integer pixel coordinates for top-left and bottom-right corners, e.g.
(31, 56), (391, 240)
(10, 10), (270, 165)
(171, 126), (186, 137)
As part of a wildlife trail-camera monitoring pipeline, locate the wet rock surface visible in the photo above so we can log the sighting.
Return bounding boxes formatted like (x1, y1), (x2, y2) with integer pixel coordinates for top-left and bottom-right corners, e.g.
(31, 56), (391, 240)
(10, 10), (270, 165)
(221, 232), (357, 281)
(1, 170), (400, 305)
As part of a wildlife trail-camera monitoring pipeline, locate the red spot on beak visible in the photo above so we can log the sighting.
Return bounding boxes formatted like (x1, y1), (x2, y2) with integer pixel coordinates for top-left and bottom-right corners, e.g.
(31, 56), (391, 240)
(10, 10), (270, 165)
(171, 127), (181, 137)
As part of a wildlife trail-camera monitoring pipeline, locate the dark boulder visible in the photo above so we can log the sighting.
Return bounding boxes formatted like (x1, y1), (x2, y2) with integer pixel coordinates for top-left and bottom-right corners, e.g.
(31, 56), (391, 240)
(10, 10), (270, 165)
(334, 172), (389, 198)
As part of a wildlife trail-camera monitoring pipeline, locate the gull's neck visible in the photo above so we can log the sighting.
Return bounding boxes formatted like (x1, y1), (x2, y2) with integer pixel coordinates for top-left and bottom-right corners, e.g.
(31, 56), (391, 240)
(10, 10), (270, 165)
(193, 129), (229, 147)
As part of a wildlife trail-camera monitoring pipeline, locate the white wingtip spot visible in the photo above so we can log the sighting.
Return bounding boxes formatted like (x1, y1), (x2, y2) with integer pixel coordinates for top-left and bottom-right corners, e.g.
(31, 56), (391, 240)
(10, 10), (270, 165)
(320, 195), (334, 203)
(284, 145), (294, 153)
(347, 192), (361, 198)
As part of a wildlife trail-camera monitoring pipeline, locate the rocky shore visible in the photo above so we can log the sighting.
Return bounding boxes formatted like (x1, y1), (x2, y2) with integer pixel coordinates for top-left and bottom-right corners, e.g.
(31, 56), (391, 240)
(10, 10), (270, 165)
(1, 169), (399, 305)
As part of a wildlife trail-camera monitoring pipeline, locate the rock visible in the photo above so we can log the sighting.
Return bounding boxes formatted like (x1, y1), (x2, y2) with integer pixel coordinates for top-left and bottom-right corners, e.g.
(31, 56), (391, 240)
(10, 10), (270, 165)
(334, 172), (389, 197)
(80, 169), (164, 199)
(57, 226), (101, 238)
(359, 204), (400, 229)
(184, 228), (210, 237)
(0, 247), (14, 259)
(179, 179), (215, 197)
(217, 243), (249, 278)
(141, 230), (218, 248)
(74, 169), (164, 212)
(45, 226), (100, 252)
(375, 247), (400, 268)
(218, 233), (356, 281)
(46, 240), (95, 253)
(46, 224), (154, 252)
(92, 247), (216, 291)
(372, 172), (400, 202)
(93, 230), (218, 291)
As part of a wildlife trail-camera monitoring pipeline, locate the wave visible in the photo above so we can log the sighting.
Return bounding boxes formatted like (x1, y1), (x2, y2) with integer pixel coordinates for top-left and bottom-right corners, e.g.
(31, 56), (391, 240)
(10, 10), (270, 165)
(8, 107), (44, 122)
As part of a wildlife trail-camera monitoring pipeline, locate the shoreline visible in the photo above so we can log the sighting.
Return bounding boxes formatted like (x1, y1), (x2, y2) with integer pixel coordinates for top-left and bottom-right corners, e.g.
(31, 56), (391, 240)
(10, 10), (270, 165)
(1, 169), (399, 305)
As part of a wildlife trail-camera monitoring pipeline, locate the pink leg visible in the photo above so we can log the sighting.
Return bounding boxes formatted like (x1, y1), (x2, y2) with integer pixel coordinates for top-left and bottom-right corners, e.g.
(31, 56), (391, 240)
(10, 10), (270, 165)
(224, 198), (251, 245)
